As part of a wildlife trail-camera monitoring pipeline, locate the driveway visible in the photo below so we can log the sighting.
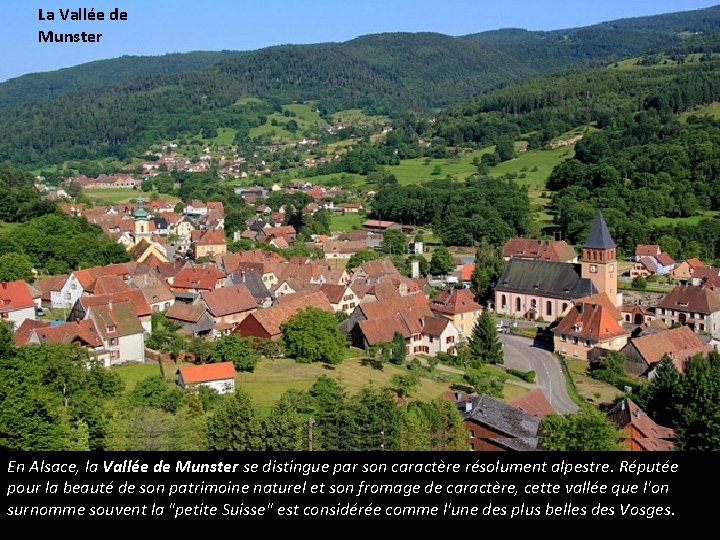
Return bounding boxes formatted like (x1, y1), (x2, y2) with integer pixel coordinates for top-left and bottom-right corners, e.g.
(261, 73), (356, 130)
(500, 333), (579, 414)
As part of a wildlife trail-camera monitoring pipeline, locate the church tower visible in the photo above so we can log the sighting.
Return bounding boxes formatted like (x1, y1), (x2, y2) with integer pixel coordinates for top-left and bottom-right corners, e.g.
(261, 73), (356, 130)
(581, 211), (618, 305)
(133, 197), (151, 239)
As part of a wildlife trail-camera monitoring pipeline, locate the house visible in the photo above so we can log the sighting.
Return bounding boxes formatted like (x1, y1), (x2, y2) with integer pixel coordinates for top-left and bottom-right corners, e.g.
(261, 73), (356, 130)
(633, 244), (675, 275)
(131, 274), (175, 313)
(235, 291), (333, 340)
(225, 270), (273, 308)
(620, 304), (657, 326)
(192, 229), (227, 260)
(629, 257), (658, 278)
(36, 274), (69, 308)
(197, 284), (257, 335)
(690, 266), (720, 287)
(0, 280), (37, 330)
(340, 203), (362, 214)
(177, 362), (236, 394)
(316, 284), (360, 315)
(322, 240), (368, 261)
(494, 212), (619, 319)
(362, 220), (400, 233)
(85, 301), (145, 365)
(184, 199), (208, 216)
(165, 302), (215, 337)
(502, 239), (578, 263)
(655, 284), (720, 337)
(69, 289), (153, 334)
(607, 399), (675, 451)
(462, 394), (540, 451)
(171, 266), (226, 296)
(430, 288), (482, 340)
(552, 301), (629, 361)
(418, 316), (459, 356)
(55, 263), (137, 309)
(621, 326), (712, 377)
(19, 319), (111, 367)
(670, 258), (706, 280)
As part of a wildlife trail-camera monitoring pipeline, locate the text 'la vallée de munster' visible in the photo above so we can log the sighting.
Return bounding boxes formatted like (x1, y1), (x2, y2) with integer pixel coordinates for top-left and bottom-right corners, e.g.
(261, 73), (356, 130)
(37, 7), (128, 43)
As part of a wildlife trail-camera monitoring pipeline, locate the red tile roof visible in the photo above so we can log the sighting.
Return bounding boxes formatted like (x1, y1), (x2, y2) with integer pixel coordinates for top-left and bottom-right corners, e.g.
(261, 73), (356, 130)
(87, 301), (144, 338)
(503, 239), (577, 262)
(553, 302), (628, 342)
(363, 219), (396, 229)
(14, 319), (50, 345)
(173, 266), (225, 290)
(200, 284), (256, 317)
(421, 316), (451, 337)
(635, 244), (660, 258)
(607, 399), (675, 451)
(461, 263), (475, 282)
(34, 275), (69, 302)
(0, 280), (36, 311)
(30, 319), (103, 347)
(195, 229), (226, 246)
(574, 293), (622, 322)
(430, 288), (482, 316)
(657, 285), (720, 314)
(318, 284), (347, 305)
(358, 258), (399, 277)
(655, 252), (675, 266)
(236, 291), (333, 338)
(627, 326), (711, 373)
(85, 275), (132, 295)
(179, 362), (235, 384)
(166, 302), (209, 323)
(79, 289), (152, 318)
(509, 389), (555, 418)
(686, 258), (706, 269)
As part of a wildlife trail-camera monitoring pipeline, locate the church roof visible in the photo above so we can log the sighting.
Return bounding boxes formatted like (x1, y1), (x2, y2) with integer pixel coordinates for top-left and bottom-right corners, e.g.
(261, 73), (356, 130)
(583, 211), (615, 250)
(494, 259), (596, 300)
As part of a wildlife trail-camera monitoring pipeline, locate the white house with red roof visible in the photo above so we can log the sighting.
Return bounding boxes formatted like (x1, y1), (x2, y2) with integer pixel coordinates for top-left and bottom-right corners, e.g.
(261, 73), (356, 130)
(0, 280), (36, 330)
(177, 362), (236, 394)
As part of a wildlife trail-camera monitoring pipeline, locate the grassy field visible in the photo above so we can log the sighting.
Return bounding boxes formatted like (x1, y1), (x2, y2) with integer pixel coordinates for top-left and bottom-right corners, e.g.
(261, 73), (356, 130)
(83, 188), (177, 205)
(330, 213), (364, 232)
(235, 356), (456, 409)
(283, 103), (325, 130)
(681, 101), (720, 121)
(332, 108), (390, 127)
(648, 210), (720, 227)
(566, 358), (623, 406)
(490, 146), (574, 191)
(206, 127), (237, 145)
(608, 53), (716, 70)
(114, 363), (165, 392)
(385, 149), (493, 185)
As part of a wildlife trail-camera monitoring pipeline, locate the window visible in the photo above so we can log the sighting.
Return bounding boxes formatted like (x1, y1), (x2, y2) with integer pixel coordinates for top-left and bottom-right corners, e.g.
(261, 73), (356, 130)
(109, 338), (118, 346)
(429, 336), (434, 343)
(515, 298), (521, 312)
(413, 334), (421, 341)
(562, 303), (568, 313)
(106, 325), (116, 333)
(446, 336), (455, 344)
(546, 301), (552, 317)
(573, 336), (579, 345)
(585, 340), (591, 347)
(153, 305), (159, 313)
(561, 334), (567, 342)
(501, 295), (507, 309)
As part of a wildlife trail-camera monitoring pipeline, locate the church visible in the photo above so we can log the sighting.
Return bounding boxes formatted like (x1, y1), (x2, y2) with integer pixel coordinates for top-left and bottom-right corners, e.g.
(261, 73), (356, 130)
(493, 212), (620, 321)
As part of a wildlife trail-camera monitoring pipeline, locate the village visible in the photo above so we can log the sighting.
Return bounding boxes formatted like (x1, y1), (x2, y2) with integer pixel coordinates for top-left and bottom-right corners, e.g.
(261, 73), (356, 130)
(5, 169), (712, 452)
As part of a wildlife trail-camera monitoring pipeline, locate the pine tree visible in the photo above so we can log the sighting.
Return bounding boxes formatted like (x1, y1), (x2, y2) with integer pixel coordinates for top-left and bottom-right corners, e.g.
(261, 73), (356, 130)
(467, 310), (503, 366)
(264, 392), (305, 451)
(430, 397), (469, 451)
(207, 390), (264, 450)
(310, 376), (349, 451)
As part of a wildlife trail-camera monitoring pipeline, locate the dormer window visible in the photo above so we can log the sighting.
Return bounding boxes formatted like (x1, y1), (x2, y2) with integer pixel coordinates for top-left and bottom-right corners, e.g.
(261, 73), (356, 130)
(106, 325), (116, 333)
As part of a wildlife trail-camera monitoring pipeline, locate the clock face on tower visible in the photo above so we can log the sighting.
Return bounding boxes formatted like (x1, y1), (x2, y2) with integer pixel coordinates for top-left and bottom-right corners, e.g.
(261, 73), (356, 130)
(609, 264), (615, 273)
(590, 264), (598, 273)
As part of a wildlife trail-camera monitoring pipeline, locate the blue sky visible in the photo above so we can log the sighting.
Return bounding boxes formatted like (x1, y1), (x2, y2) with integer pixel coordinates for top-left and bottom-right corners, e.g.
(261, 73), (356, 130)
(0, 0), (717, 82)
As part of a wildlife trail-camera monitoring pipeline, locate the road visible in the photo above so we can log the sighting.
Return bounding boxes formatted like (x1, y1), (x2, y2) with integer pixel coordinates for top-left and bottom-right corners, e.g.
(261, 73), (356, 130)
(500, 333), (579, 414)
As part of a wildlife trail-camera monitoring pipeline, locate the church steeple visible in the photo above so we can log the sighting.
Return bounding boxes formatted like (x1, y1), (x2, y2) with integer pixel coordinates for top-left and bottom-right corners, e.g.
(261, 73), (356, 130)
(581, 211), (618, 305)
(134, 196), (150, 237)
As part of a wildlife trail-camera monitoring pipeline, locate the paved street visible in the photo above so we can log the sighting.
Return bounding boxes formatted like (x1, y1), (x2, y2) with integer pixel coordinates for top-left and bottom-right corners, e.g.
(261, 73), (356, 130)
(500, 333), (579, 414)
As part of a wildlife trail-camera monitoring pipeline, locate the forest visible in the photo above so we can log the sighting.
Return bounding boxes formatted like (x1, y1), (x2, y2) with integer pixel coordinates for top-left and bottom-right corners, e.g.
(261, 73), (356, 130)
(2, 5), (720, 166)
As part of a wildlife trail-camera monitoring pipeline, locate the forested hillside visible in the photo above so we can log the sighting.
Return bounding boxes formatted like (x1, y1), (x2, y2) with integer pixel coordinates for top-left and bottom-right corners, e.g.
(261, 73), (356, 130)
(2, 5), (720, 166)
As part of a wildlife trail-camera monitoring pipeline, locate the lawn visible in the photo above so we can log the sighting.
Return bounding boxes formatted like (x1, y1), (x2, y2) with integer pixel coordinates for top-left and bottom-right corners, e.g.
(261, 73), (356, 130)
(385, 149), (494, 185)
(114, 363), (165, 392)
(648, 210), (720, 227)
(331, 108), (390, 127)
(204, 127), (236, 145)
(283, 103), (326, 131)
(566, 358), (623, 407)
(234, 356), (456, 409)
(83, 188), (177, 205)
(330, 213), (363, 232)
(681, 101), (720, 121)
(490, 146), (574, 191)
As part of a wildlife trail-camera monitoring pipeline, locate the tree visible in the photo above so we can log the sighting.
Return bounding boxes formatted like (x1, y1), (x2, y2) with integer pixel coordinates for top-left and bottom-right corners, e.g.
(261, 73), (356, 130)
(213, 334), (259, 372)
(310, 376), (350, 451)
(0, 252), (34, 282)
(429, 397), (470, 451)
(429, 246), (455, 275)
(346, 249), (379, 270)
(590, 351), (626, 387)
(390, 371), (420, 399)
(464, 369), (504, 399)
(207, 390), (264, 450)
(281, 307), (345, 364)
(631, 276), (647, 290)
(399, 401), (432, 450)
(188, 337), (214, 364)
(473, 238), (503, 298)
(637, 356), (681, 427)
(541, 408), (623, 451)
(467, 311), (503, 366)
(263, 391), (306, 451)
(129, 375), (184, 413)
(346, 387), (400, 451)
(170, 392), (208, 450)
(390, 331), (406, 365)
(381, 229), (407, 255)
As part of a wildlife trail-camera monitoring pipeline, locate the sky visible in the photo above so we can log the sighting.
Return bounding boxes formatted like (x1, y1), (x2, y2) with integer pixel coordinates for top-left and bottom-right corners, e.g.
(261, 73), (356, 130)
(0, 0), (718, 82)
